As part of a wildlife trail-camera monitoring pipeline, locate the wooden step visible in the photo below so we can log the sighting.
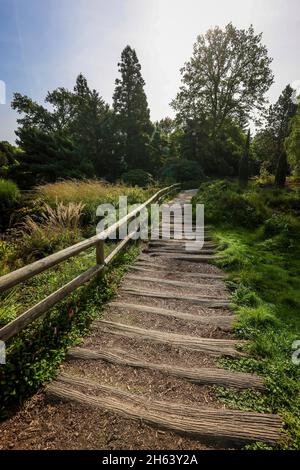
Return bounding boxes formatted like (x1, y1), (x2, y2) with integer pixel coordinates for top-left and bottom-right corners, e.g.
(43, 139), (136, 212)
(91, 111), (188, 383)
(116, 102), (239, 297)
(132, 264), (226, 279)
(67, 347), (264, 390)
(149, 241), (217, 248)
(47, 373), (282, 446)
(120, 287), (230, 307)
(93, 320), (242, 357)
(144, 249), (216, 255)
(109, 301), (233, 330)
(151, 230), (212, 237)
(145, 252), (220, 262)
(124, 274), (224, 290)
(150, 232), (213, 241)
(159, 225), (207, 232)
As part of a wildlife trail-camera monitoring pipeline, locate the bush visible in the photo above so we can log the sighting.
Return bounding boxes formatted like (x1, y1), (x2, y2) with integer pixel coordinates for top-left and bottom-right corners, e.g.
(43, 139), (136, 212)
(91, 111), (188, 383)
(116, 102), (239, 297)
(254, 164), (274, 187)
(193, 180), (268, 228)
(0, 179), (20, 209)
(264, 213), (300, 240)
(122, 169), (154, 187)
(162, 159), (204, 183)
(0, 179), (21, 230)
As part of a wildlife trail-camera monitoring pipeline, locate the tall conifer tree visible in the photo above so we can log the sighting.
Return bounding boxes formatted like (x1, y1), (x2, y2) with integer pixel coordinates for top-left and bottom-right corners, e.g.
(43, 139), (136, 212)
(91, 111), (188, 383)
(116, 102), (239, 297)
(113, 46), (152, 171)
(239, 129), (250, 187)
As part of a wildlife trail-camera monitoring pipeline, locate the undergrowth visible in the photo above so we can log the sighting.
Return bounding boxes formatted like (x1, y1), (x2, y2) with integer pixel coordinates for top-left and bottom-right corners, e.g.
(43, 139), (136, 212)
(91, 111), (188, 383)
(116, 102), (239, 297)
(193, 180), (300, 449)
(0, 243), (140, 419)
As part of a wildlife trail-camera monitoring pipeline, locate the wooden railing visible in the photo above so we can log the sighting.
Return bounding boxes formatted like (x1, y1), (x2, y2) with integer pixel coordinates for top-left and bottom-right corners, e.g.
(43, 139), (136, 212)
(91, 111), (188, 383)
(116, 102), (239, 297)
(0, 184), (179, 342)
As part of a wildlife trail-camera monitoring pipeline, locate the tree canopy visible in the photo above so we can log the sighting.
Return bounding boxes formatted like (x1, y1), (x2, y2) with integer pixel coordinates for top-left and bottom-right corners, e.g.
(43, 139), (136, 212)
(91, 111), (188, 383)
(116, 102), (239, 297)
(172, 24), (273, 133)
(1, 26), (298, 190)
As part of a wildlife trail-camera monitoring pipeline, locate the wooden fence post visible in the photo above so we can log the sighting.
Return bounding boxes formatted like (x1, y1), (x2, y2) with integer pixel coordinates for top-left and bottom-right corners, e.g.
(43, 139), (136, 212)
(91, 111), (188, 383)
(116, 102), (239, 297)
(96, 239), (105, 279)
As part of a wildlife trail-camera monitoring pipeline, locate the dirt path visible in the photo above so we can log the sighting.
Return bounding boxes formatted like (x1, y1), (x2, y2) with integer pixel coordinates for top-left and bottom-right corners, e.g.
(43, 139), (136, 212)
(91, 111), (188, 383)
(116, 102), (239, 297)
(0, 191), (282, 450)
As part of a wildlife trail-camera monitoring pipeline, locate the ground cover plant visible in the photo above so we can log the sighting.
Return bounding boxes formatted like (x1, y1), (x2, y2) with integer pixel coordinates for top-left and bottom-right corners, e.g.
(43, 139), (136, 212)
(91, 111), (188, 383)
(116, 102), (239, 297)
(193, 180), (300, 448)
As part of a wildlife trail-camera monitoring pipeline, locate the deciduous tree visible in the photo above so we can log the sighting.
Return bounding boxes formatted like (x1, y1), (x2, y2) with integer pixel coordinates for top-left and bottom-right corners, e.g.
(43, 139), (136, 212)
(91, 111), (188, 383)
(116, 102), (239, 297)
(172, 24), (273, 134)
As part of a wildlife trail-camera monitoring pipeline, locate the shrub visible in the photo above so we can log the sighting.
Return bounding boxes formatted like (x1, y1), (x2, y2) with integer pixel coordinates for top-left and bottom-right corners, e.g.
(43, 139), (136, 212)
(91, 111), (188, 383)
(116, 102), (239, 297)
(0, 179), (20, 211)
(122, 169), (154, 187)
(0, 179), (21, 230)
(193, 180), (268, 227)
(264, 213), (300, 240)
(254, 163), (274, 187)
(162, 159), (204, 183)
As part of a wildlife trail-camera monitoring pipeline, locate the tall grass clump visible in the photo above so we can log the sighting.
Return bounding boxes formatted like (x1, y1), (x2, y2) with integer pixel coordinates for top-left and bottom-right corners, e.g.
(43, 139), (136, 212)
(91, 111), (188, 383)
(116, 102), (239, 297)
(36, 179), (153, 226)
(17, 201), (85, 261)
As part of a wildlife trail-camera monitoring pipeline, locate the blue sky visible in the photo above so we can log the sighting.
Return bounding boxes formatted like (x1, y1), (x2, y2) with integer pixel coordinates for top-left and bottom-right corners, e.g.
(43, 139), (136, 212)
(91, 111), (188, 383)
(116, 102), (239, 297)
(0, 0), (299, 143)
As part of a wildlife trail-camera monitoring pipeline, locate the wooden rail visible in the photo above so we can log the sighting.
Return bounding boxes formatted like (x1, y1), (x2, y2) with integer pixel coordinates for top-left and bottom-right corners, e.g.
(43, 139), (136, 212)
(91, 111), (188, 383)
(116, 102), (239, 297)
(0, 184), (179, 342)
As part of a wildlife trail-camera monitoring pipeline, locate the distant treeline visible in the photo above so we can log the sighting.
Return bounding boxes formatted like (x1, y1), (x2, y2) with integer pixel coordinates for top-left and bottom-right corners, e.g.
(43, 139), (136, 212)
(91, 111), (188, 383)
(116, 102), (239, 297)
(0, 24), (299, 189)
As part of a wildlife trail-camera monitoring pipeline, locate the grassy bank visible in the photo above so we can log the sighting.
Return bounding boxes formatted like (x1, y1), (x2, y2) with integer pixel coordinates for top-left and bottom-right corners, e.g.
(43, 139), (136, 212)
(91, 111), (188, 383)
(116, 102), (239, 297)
(0, 178), (156, 329)
(193, 180), (300, 449)
(35, 179), (155, 229)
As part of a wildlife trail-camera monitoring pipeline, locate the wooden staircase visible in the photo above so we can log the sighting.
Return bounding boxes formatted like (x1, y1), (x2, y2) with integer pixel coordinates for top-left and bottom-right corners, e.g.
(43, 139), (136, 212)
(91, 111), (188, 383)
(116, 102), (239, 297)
(46, 190), (283, 448)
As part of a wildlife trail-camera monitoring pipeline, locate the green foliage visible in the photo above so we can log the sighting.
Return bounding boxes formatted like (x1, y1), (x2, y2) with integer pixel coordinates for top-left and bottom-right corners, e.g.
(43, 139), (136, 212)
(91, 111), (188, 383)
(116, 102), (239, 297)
(172, 23), (273, 152)
(12, 128), (94, 189)
(0, 179), (20, 209)
(11, 75), (120, 187)
(232, 284), (260, 308)
(0, 179), (21, 230)
(200, 179), (300, 448)
(236, 305), (279, 330)
(193, 180), (268, 227)
(0, 244), (140, 419)
(264, 213), (300, 240)
(285, 105), (300, 177)
(275, 151), (288, 188)
(0, 141), (21, 179)
(239, 129), (250, 187)
(162, 158), (204, 183)
(252, 130), (278, 174)
(113, 45), (152, 172)
(172, 22), (273, 124)
(254, 162), (274, 187)
(15, 201), (85, 262)
(252, 85), (297, 186)
(122, 169), (154, 187)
